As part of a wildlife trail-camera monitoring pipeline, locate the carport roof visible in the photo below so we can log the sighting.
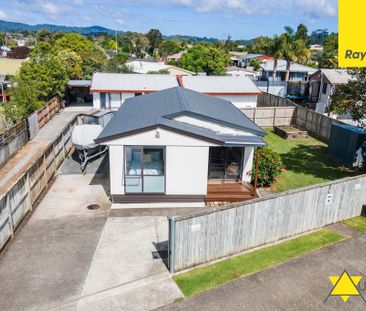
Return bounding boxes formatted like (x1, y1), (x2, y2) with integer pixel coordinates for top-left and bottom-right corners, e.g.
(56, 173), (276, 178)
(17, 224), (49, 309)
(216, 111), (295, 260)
(95, 87), (266, 146)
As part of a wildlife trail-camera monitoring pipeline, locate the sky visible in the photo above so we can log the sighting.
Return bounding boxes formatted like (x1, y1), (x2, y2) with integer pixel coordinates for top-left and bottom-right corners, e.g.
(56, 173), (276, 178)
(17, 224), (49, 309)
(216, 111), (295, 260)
(0, 0), (338, 39)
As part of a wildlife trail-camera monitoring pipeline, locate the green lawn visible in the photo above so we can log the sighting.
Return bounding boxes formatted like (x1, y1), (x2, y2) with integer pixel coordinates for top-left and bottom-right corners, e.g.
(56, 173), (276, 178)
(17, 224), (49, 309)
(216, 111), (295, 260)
(173, 229), (343, 297)
(263, 128), (359, 192)
(344, 216), (366, 232)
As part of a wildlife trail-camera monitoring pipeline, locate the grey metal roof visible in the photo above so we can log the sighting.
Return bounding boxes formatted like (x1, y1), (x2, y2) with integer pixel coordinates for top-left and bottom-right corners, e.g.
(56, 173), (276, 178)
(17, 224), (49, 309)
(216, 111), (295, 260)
(95, 87), (266, 146)
(67, 80), (92, 87)
(181, 75), (261, 94)
(90, 72), (179, 91)
(260, 60), (316, 73)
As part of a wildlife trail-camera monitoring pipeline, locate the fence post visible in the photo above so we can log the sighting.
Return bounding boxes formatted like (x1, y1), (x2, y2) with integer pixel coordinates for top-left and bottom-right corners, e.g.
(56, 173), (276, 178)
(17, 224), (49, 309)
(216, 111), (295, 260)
(273, 107), (277, 126)
(25, 171), (32, 211)
(168, 216), (176, 274)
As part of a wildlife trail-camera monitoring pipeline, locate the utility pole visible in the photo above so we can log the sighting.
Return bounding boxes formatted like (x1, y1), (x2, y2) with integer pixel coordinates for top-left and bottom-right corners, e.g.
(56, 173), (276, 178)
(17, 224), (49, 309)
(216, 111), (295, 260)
(115, 29), (118, 54)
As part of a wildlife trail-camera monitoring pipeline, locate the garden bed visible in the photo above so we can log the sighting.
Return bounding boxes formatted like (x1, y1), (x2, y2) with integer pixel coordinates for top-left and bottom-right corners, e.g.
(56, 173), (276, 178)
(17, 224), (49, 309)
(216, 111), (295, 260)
(274, 125), (308, 139)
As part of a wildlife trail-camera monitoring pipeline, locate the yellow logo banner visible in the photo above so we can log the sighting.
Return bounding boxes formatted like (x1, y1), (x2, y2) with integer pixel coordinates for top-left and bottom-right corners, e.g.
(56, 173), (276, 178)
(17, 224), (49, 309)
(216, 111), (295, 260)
(339, 0), (366, 67)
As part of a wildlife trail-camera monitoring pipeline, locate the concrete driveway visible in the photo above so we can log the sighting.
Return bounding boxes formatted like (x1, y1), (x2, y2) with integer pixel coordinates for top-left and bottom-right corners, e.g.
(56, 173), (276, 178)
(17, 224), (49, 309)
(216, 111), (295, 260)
(160, 225), (366, 311)
(0, 152), (181, 311)
(71, 215), (182, 311)
(0, 158), (111, 311)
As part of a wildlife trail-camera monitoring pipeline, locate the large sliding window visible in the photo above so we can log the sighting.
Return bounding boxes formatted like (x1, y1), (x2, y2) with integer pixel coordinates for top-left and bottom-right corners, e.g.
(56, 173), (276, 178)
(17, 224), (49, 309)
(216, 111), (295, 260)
(208, 147), (243, 181)
(125, 146), (165, 194)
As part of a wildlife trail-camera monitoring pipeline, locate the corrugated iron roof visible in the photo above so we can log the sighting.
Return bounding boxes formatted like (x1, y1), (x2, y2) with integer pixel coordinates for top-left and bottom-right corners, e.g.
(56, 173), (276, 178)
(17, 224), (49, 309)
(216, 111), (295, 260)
(260, 60), (316, 73)
(95, 87), (265, 145)
(90, 72), (179, 92)
(181, 75), (261, 94)
(321, 69), (352, 85)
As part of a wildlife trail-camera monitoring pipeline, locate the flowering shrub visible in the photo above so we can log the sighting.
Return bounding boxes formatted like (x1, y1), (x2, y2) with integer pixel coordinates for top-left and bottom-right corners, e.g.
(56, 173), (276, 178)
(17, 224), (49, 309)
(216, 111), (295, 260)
(251, 148), (284, 188)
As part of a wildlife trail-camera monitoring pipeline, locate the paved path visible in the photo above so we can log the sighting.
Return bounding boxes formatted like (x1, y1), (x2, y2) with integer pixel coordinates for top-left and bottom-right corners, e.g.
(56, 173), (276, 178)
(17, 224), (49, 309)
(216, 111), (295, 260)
(0, 109), (87, 195)
(160, 225), (366, 311)
(0, 152), (182, 311)
(0, 152), (111, 311)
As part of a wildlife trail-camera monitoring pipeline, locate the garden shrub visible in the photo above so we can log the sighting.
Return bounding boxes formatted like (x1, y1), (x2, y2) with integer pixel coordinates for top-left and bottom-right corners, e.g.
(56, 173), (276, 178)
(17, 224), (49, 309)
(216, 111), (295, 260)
(251, 148), (284, 188)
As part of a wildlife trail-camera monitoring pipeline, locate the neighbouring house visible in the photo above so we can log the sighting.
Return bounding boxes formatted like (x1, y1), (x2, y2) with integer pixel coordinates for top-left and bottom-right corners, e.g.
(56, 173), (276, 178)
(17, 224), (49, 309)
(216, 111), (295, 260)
(91, 73), (261, 109)
(259, 60), (316, 81)
(238, 54), (271, 68)
(0, 46), (11, 58)
(226, 66), (258, 80)
(0, 58), (24, 100)
(310, 44), (324, 55)
(95, 87), (266, 206)
(91, 73), (180, 109)
(180, 75), (261, 108)
(126, 60), (193, 75)
(166, 51), (185, 63)
(309, 69), (352, 114)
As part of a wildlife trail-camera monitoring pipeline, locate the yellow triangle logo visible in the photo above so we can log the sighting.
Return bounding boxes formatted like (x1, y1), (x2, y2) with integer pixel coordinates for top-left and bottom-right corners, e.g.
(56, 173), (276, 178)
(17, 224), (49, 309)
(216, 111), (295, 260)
(328, 271), (362, 302)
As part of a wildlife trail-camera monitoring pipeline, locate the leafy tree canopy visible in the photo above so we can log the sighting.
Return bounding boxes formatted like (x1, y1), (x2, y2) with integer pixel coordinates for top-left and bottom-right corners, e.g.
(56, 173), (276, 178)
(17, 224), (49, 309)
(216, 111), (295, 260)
(159, 40), (181, 57)
(146, 29), (163, 53)
(247, 36), (273, 54)
(178, 45), (229, 75)
(329, 69), (366, 125)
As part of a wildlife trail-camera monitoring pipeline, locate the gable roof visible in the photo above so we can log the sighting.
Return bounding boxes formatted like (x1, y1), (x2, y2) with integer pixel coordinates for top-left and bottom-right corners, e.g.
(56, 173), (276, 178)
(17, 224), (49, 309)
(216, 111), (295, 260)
(260, 60), (316, 74)
(180, 75), (261, 95)
(90, 72), (179, 93)
(320, 69), (352, 85)
(95, 87), (265, 146)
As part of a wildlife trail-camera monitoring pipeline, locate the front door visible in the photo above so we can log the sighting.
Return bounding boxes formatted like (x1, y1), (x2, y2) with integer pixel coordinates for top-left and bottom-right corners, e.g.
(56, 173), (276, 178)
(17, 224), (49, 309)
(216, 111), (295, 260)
(208, 147), (243, 181)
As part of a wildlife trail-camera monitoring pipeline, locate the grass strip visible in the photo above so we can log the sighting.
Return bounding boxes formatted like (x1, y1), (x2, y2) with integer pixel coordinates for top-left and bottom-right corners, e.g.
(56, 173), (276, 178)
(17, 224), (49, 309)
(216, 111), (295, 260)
(344, 216), (366, 232)
(174, 229), (343, 297)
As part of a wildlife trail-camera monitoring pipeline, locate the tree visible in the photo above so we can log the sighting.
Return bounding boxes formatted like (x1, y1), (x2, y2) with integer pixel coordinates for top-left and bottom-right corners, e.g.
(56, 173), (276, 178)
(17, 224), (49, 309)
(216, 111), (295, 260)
(5, 79), (44, 122)
(317, 34), (338, 68)
(279, 26), (311, 81)
(36, 29), (52, 42)
(56, 50), (83, 79)
(146, 29), (163, 53)
(53, 33), (107, 78)
(16, 54), (68, 101)
(159, 40), (180, 57)
(178, 45), (230, 75)
(247, 36), (273, 54)
(8, 46), (31, 59)
(309, 29), (329, 45)
(103, 53), (132, 73)
(265, 36), (284, 81)
(295, 24), (309, 45)
(329, 69), (366, 125)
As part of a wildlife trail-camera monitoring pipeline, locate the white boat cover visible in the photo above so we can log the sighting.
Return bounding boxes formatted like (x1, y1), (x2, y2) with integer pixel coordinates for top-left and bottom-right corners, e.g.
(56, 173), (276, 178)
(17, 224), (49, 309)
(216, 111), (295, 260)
(72, 124), (104, 149)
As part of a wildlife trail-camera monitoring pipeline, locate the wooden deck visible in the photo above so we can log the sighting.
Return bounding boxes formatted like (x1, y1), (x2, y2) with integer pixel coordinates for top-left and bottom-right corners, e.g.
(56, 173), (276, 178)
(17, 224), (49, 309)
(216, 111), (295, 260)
(205, 181), (258, 203)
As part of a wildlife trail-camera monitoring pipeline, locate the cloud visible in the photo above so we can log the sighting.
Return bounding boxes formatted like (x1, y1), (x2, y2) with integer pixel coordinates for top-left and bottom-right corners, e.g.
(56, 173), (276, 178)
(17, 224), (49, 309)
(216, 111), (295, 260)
(39, 1), (61, 15)
(0, 9), (8, 20)
(171, 0), (337, 17)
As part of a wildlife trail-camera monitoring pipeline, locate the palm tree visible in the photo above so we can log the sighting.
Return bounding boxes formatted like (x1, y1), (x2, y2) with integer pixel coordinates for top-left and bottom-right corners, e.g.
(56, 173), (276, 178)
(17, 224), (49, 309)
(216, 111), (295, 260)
(280, 28), (311, 81)
(266, 36), (284, 81)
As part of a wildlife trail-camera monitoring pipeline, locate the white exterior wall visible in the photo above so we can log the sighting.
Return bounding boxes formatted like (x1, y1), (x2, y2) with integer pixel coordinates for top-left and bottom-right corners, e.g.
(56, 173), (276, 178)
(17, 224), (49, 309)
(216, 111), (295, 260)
(316, 83), (334, 114)
(213, 95), (258, 108)
(104, 128), (216, 197)
(93, 92), (100, 109)
(92, 92), (136, 109)
(242, 147), (254, 183)
(166, 146), (209, 195)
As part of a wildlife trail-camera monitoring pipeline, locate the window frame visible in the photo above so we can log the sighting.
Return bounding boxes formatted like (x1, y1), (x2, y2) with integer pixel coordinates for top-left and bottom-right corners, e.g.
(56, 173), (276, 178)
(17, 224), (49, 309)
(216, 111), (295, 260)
(124, 145), (166, 194)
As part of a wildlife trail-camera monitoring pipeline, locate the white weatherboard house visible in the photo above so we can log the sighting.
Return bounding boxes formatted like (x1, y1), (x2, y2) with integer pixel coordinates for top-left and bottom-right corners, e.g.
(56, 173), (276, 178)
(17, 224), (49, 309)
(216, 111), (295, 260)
(95, 87), (266, 207)
(91, 73), (179, 109)
(309, 69), (352, 114)
(180, 75), (261, 109)
(91, 73), (261, 110)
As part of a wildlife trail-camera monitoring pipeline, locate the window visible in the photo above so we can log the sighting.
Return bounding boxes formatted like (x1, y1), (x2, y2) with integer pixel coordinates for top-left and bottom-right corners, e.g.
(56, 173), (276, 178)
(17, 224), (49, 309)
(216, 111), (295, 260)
(322, 83), (328, 94)
(125, 146), (165, 193)
(134, 92), (143, 96)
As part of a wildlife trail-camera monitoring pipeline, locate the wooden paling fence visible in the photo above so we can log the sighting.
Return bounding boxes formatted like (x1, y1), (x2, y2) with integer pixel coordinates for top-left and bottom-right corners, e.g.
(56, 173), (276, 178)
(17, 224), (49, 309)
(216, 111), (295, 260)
(0, 120), (28, 168)
(0, 97), (62, 168)
(0, 117), (76, 251)
(168, 175), (366, 272)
